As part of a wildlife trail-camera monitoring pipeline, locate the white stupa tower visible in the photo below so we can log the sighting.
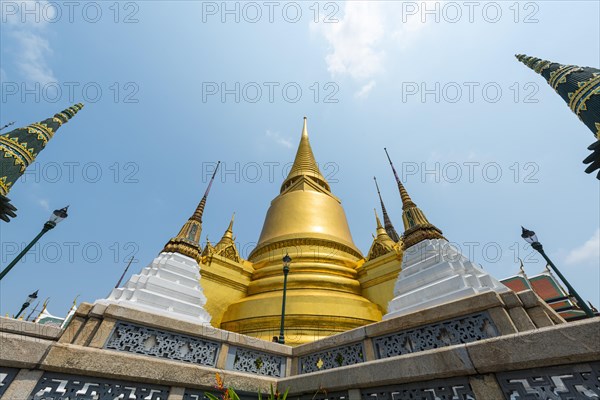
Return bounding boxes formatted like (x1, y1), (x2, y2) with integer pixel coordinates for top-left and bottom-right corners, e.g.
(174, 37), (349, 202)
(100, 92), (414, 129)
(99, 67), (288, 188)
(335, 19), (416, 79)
(96, 163), (222, 324)
(382, 150), (508, 320)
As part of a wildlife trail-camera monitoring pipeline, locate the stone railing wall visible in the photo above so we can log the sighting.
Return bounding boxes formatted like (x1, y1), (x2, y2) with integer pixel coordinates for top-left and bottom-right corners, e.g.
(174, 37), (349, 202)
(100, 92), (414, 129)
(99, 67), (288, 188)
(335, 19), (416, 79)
(0, 289), (598, 400)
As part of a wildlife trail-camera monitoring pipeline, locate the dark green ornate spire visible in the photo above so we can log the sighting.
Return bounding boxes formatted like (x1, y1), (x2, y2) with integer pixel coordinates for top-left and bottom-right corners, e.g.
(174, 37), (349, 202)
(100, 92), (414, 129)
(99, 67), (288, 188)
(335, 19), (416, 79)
(0, 104), (84, 195)
(516, 54), (600, 179)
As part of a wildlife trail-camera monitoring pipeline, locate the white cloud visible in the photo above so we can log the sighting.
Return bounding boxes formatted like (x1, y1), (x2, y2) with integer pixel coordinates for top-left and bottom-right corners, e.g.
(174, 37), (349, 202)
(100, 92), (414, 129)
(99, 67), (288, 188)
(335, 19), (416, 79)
(355, 80), (376, 99)
(316, 2), (386, 81)
(38, 198), (50, 211)
(4, 1), (57, 84)
(12, 30), (56, 84)
(565, 229), (600, 266)
(265, 130), (293, 149)
(313, 1), (430, 98)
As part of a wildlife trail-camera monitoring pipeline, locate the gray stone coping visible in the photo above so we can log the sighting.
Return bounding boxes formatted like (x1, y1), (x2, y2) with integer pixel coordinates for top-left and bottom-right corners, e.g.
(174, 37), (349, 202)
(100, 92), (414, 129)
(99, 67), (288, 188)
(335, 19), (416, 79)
(0, 317), (63, 340)
(278, 318), (600, 393)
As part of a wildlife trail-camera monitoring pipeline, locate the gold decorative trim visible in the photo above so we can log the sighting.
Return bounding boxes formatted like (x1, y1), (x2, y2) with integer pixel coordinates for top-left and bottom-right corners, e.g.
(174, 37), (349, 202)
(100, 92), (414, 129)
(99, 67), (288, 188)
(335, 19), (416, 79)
(1, 146), (28, 172)
(249, 237), (363, 261)
(568, 74), (600, 115)
(0, 177), (10, 196)
(360, 270), (402, 289)
(0, 136), (35, 164)
(200, 269), (249, 292)
(549, 65), (580, 91)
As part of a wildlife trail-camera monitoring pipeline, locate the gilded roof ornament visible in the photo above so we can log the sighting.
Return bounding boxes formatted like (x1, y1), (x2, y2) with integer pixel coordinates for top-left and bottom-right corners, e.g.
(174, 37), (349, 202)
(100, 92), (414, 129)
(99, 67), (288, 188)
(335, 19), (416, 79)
(214, 213), (241, 263)
(384, 148), (445, 249)
(367, 209), (400, 261)
(280, 117), (330, 192)
(162, 161), (221, 260)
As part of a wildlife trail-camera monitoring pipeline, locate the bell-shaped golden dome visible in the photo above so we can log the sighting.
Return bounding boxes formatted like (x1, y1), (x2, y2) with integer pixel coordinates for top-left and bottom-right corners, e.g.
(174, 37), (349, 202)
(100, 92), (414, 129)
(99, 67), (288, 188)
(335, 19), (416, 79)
(253, 117), (360, 257)
(221, 119), (381, 344)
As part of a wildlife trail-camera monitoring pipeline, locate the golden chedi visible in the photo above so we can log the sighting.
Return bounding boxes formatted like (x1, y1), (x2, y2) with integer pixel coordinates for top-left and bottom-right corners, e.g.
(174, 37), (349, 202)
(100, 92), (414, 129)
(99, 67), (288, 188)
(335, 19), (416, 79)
(220, 118), (383, 344)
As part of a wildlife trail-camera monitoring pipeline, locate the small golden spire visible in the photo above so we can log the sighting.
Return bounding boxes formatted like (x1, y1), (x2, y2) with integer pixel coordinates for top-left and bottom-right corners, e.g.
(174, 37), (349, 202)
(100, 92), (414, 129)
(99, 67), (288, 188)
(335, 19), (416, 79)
(221, 213), (235, 241)
(374, 208), (384, 230)
(162, 162), (221, 260)
(384, 148), (445, 248)
(367, 209), (399, 261)
(214, 212), (240, 263)
(281, 117), (330, 192)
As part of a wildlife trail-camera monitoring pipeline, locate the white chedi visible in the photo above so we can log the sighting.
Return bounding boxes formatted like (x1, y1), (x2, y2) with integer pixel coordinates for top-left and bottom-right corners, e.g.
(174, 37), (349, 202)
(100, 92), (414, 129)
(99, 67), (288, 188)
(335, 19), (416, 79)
(97, 252), (211, 324)
(384, 238), (509, 320)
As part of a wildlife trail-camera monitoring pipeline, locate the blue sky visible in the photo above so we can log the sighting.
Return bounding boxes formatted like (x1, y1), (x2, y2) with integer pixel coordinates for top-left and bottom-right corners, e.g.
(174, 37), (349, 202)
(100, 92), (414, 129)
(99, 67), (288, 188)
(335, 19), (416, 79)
(1, 0), (598, 319)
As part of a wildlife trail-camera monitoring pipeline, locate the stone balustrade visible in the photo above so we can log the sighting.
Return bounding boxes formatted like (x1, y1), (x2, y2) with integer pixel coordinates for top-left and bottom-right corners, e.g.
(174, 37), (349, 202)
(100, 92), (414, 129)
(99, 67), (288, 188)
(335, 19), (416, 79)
(1, 289), (598, 400)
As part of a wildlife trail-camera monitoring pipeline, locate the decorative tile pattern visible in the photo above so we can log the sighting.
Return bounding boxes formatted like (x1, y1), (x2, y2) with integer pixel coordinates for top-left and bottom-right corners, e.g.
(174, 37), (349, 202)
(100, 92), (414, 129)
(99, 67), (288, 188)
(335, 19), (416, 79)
(0, 367), (19, 397)
(227, 346), (285, 377)
(361, 378), (476, 400)
(496, 362), (600, 399)
(373, 313), (498, 359)
(104, 321), (220, 367)
(299, 342), (365, 374)
(29, 372), (169, 399)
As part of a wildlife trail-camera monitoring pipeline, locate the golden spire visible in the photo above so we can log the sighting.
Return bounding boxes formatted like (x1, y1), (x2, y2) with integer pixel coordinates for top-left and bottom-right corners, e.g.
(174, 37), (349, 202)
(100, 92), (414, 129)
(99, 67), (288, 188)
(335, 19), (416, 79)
(214, 213), (240, 263)
(162, 162), (221, 260)
(367, 209), (399, 260)
(374, 209), (394, 245)
(281, 117), (330, 192)
(384, 148), (445, 248)
(216, 213), (235, 246)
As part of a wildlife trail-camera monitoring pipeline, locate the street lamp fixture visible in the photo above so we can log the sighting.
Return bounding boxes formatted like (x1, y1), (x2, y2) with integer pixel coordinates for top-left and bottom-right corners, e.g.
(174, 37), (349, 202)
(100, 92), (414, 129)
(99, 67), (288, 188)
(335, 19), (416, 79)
(15, 290), (38, 319)
(278, 253), (292, 344)
(520, 226), (595, 318)
(0, 206), (69, 281)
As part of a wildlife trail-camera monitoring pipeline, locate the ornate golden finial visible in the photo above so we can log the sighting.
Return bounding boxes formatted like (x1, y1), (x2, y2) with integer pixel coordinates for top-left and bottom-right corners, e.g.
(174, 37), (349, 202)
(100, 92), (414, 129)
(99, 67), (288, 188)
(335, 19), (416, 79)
(162, 162), (221, 260)
(374, 208), (384, 230)
(367, 209), (399, 261)
(281, 117), (330, 192)
(224, 213), (235, 237)
(373, 176), (400, 242)
(214, 212), (240, 263)
(191, 161), (221, 223)
(384, 148), (445, 249)
(384, 148), (415, 209)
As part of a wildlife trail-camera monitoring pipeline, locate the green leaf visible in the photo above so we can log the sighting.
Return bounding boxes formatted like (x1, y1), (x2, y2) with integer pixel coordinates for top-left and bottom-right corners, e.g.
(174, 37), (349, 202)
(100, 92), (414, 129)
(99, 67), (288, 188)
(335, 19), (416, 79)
(204, 393), (220, 400)
(281, 387), (290, 400)
(228, 388), (241, 400)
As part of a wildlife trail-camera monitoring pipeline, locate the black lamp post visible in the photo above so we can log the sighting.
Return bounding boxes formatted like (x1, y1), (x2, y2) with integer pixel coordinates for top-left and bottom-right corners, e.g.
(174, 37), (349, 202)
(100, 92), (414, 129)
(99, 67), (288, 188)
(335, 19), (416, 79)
(521, 226), (595, 318)
(15, 290), (38, 319)
(278, 253), (292, 344)
(0, 206), (69, 281)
